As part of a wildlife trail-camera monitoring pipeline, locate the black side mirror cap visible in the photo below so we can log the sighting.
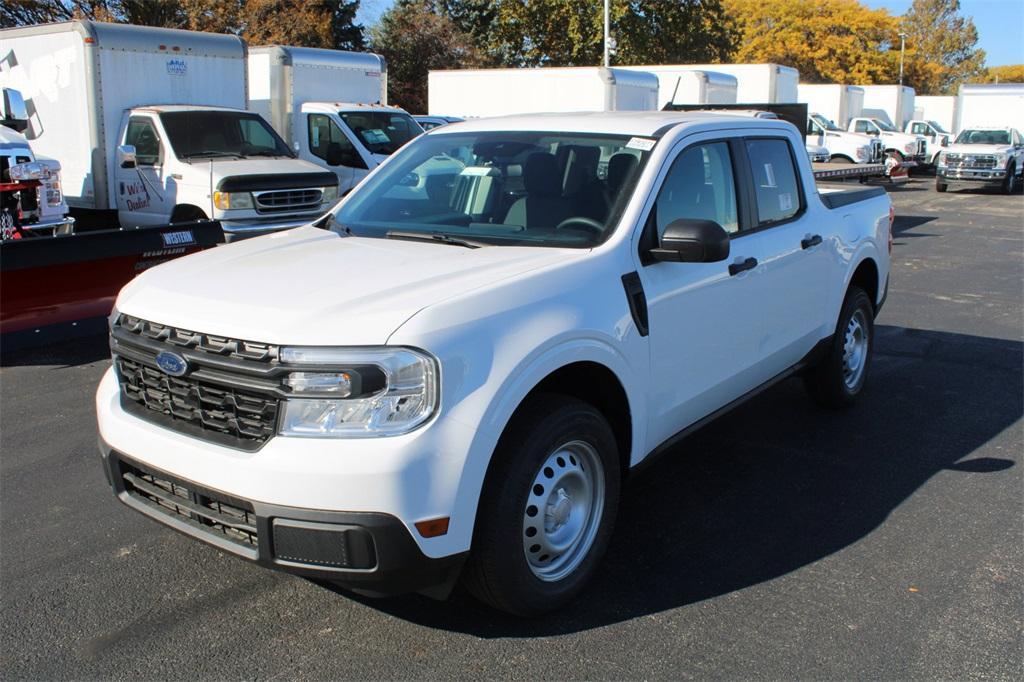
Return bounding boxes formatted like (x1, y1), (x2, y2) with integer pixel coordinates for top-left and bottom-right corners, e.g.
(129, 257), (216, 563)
(649, 218), (730, 263)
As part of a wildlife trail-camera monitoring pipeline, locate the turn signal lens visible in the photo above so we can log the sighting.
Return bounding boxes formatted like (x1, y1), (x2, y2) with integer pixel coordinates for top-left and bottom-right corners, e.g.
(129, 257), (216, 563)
(212, 191), (254, 210)
(415, 517), (450, 538)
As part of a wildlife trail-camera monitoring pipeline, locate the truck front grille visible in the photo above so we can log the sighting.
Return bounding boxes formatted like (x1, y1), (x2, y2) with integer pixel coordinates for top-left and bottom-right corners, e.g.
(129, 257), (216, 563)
(870, 140), (885, 163)
(253, 188), (322, 214)
(917, 140), (927, 156)
(112, 316), (281, 450)
(944, 154), (996, 169)
(119, 459), (259, 552)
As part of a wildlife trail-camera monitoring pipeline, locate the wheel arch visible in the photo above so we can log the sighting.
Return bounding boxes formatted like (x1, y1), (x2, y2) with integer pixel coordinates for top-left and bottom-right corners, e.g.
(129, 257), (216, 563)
(169, 204), (209, 222)
(848, 257), (880, 313)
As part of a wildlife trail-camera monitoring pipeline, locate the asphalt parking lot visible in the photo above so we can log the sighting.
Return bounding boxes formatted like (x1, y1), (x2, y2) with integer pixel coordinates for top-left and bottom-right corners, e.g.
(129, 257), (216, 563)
(1, 179), (1021, 680)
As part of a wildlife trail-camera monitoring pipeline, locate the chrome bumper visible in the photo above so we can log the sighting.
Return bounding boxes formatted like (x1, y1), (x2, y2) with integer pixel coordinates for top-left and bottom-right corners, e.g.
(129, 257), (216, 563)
(937, 167), (1007, 183)
(218, 214), (324, 240)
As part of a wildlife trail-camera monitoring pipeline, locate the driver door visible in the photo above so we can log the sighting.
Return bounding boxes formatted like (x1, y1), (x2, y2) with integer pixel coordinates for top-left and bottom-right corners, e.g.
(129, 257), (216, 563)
(115, 116), (171, 226)
(306, 113), (365, 193)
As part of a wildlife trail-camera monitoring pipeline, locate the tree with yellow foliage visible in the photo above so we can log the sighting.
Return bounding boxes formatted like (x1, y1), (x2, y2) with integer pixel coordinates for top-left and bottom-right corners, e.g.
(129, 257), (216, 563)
(974, 65), (1024, 84)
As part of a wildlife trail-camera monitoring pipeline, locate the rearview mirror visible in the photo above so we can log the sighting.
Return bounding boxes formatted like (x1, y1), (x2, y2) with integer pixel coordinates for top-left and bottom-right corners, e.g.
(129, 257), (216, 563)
(650, 219), (730, 263)
(117, 144), (137, 169)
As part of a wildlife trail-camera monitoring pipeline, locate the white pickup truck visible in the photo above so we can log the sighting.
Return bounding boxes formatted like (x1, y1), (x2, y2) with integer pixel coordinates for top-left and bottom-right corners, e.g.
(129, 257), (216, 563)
(935, 126), (1024, 194)
(849, 116), (928, 164)
(96, 112), (893, 615)
(806, 112), (884, 164)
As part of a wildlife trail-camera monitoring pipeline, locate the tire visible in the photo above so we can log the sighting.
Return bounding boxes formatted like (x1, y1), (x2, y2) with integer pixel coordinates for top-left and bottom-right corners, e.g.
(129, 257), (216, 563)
(936, 179), (948, 192)
(463, 393), (620, 616)
(804, 286), (874, 409)
(169, 205), (208, 224)
(1003, 165), (1017, 195)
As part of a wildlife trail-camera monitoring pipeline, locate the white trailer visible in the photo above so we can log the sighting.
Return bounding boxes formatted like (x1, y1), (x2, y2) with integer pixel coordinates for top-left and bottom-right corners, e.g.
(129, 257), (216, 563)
(912, 95), (957, 133)
(679, 63), (799, 103)
(798, 84), (864, 128)
(0, 21), (335, 236)
(617, 66), (737, 108)
(427, 67), (658, 118)
(954, 83), (1024, 133)
(859, 85), (916, 129)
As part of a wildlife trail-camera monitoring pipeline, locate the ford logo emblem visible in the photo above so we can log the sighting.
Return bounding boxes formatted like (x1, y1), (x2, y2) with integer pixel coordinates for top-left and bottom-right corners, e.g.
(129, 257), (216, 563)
(155, 351), (188, 377)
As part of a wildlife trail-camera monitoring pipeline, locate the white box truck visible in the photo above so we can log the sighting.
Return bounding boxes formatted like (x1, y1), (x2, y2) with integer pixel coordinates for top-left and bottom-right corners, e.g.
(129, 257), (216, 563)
(798, 84), (864, 128)
(617, 66), (737, 108)
(912, 95), (957, 133)
(0, 21), (337, 237)
(954, 83), (1024, 133)
(248, 45), (427, 195)
(859, 85), (916, 129)
(680, 63), (799, 104)
(427, 67), (659, 118)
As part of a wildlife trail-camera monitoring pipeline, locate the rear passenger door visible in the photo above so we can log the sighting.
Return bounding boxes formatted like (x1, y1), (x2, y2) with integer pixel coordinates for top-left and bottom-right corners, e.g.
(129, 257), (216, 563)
(636, 136), (767, 449)
(740, 137), (833, 376)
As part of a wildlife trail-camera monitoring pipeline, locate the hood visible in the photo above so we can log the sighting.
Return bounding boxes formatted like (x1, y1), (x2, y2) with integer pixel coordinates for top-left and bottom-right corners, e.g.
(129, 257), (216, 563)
(186, 157), (333, 187)
(942, 143), (1012, 155)
(116, 226), (578, 346)
(0, 124), (32, 152)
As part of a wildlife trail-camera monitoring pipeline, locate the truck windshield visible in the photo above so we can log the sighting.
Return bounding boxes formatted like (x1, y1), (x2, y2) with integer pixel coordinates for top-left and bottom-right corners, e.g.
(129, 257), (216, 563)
(812, 114), (843, 132)
(160, 111), (293, 160)
(337, 111), (423, 155)
(955, 129), (1010, 145)
(330, 131), (651, 248)
(928, 120), (950, 133)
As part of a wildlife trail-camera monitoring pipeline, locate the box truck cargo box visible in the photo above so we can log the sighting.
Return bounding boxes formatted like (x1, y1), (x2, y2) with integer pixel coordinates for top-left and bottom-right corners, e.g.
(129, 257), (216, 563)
(680, 63), (798, 103)
(954, 83), (1024, 133)
(859, 85), (916, 129)
(618, 66), (737, 107)
(427, 67), (658, 118)
(912, 95), (957, 134)
(797, 84), (864, 129)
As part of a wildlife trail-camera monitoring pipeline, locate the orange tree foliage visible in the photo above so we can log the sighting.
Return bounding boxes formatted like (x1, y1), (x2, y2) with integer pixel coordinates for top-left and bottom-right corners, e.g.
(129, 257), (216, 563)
(972, 65), (1024, 85)
(722, 0), (901, 84)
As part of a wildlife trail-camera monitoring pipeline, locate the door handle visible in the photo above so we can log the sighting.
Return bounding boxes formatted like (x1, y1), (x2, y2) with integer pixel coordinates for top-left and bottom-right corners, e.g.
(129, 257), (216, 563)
(801, 234), (823, 249)
(728, 257), (758, 276)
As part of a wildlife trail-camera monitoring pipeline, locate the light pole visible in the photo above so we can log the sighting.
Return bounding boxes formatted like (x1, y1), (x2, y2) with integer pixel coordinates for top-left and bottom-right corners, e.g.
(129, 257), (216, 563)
(603, 0), (611, 67)
(898, 32), (908, 86)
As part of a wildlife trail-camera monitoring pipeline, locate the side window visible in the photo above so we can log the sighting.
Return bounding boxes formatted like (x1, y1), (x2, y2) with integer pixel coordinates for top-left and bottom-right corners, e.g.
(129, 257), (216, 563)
(125, 118), (161, 166)
(1012, 129), (1022, 146)
(854, 120), (872, 134)
(911, 122), (927, 135)
(745, 139), (801, 225)
(308, 114), (365, 168)
(654, 141), (739, 236)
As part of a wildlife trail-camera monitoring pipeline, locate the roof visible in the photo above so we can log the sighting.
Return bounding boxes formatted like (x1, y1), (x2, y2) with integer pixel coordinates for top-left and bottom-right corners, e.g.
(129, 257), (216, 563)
(249, 45), (384, 71)
(134, 105), (248, 113)
(429, 110), (795, 138)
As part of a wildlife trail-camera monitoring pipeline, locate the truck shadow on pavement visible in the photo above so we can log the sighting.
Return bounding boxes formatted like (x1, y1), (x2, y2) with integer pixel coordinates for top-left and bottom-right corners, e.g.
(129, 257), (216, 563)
(341, 324), (1022, 636)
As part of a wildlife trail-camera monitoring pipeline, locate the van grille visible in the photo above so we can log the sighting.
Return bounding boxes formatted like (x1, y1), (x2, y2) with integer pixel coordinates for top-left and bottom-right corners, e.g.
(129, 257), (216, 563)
(253, 188), (322, 214)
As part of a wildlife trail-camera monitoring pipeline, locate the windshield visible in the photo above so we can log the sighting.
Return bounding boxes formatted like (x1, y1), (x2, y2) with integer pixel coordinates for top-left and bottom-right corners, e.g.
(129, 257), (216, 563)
(811, 114), (842, 132)
(873, 119), (899, 132)
(928, 120), (950, 134)
(160, 111), (293, 160)
(338, 111), (422, 155)
(331, 131), (652, 248)
(955, 129), (1010, 145)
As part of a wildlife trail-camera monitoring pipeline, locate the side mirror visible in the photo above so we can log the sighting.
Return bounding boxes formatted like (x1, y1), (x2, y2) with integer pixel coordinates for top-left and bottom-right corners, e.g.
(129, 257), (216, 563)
(117, 144), (137, 169)
(650, 219), (730, 263)
(326, 142), (361, 168)
(1, 88), (29, 133)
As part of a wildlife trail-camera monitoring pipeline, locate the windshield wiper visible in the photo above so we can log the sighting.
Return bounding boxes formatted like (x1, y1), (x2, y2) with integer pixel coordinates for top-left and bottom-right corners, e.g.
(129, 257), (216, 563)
(385, 230), (488, 249)
(184, 150), (246, 160)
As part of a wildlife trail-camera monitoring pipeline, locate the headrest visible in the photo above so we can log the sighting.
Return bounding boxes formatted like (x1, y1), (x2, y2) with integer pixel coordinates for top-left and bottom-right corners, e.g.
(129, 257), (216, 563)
(524, 152), (561, 197)
(607, 153), (639, 193)
(561, 146), (601, 194)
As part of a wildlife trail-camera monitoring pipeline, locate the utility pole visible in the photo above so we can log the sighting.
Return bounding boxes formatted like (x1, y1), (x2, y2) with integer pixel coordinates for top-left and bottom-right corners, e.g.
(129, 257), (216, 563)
(898, 32), (908, 86)
(603, 0), (611, 67)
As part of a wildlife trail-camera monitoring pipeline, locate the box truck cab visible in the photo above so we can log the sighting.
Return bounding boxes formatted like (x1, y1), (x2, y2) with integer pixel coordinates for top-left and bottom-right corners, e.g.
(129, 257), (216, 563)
(848, 117), (927, 163)
(905, 119), (952, 163)
(806, 112), (883, 164)
(0, 21), (335, 237)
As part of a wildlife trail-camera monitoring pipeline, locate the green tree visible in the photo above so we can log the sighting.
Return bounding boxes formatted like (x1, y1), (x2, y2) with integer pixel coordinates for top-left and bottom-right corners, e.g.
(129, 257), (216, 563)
(900, 0), (986, 94)
(368, 0), (482, 113)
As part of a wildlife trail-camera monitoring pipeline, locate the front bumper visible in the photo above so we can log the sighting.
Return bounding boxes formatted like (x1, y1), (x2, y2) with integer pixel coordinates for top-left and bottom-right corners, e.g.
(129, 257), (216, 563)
(218, 213), (325, 241)
(21, 214), (75, 235)
(99, 444), (466, 596)
(937, 167), (1008, 184)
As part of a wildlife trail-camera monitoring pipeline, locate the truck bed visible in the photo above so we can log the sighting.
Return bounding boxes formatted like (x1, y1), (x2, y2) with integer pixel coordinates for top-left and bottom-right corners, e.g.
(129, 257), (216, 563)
(812, 162), (886, 180)
(816, 183), (888, 209)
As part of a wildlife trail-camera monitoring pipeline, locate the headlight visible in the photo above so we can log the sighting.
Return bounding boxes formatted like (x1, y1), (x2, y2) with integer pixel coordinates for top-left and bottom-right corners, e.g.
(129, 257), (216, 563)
(993, 153), (1009, 168)
(278, 347), (438, 438)
(937, 152), (947, 165)
(212, 191), (254, 210)
(7, 161), (48, 181)
(321, 185), (339, 202)
(856, 146), (869, 160)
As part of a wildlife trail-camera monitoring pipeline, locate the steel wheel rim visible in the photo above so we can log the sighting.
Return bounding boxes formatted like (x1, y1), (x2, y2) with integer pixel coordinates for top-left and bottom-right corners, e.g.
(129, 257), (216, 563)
(521, 440), (605, 582)
(842, 309), (869, 390)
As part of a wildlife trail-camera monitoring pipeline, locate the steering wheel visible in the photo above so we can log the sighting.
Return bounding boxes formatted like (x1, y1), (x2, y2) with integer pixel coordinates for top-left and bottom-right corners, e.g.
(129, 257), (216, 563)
(555, 216), (604, 237)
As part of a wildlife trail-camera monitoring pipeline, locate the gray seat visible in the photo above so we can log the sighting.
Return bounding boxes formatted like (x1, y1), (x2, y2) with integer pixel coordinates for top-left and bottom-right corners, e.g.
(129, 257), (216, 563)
(503, 153), (573, 229)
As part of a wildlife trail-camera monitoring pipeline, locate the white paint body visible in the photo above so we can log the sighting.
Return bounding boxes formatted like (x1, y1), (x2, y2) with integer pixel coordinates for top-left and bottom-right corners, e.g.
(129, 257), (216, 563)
(905, 119), (954, 163)
(683, 63), (799, 104)
(859, 84), (916, 129)
(617, 67), (737, 108)
(798, 84), (864, 128)
(848, 116), (928, 162)
(805, 112), (880, 164)
(0, 123), (70, 228)
(955, 83), (1024, 133)
(427, 67), (659, 118)
(97, 112), (891, 561)
(913, 95), (957, 133)
(0, 21), (329, 232)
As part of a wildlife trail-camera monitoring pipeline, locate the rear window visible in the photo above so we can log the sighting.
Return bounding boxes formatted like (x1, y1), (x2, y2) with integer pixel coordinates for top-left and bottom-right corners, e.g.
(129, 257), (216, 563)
(745, 139), (801, 225)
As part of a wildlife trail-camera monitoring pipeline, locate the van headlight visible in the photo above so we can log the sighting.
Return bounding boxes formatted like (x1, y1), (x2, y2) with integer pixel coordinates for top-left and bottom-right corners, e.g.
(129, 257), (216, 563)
(321, 185), (339, 202)
(212, 191), (254, 210)
(278, 347), (438, 438)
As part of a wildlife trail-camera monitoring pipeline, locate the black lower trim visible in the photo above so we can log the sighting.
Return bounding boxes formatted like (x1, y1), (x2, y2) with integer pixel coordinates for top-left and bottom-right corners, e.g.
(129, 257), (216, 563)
(217, 172), (338, 192)
(630, 335), (833, 477)
(100, 446), (467, 598)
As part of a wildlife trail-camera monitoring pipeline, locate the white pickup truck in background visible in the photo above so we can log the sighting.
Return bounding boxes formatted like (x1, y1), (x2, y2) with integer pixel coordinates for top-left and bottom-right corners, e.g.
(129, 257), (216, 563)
(849, 116), (928, 164)
(905, 119), (953, 164)
(97, 112), (892, 616)
(806, 112), (884, 164)
(935, 126), (1024, 194)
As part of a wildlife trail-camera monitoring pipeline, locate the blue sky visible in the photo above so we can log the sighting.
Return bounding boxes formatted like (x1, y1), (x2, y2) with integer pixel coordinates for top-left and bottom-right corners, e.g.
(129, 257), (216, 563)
(357, 0), (1024, 67)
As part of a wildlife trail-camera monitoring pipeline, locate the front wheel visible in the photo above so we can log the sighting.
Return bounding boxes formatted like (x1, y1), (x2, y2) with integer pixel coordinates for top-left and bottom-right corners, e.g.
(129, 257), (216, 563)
(463, 394), (620, 616)
(936, 178), (948, 192)
(804, 287), (875, 408)
(1003, 165), (1018, 195)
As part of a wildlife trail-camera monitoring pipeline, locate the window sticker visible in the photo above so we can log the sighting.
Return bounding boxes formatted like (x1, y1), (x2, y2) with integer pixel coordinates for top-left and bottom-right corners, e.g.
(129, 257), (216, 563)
(779, 192), (793, 212)
(763, 163), (777, 188)
(626, 137), (656, 151)
(361, 129), (390, 144)
(311, 126), (320, 147)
